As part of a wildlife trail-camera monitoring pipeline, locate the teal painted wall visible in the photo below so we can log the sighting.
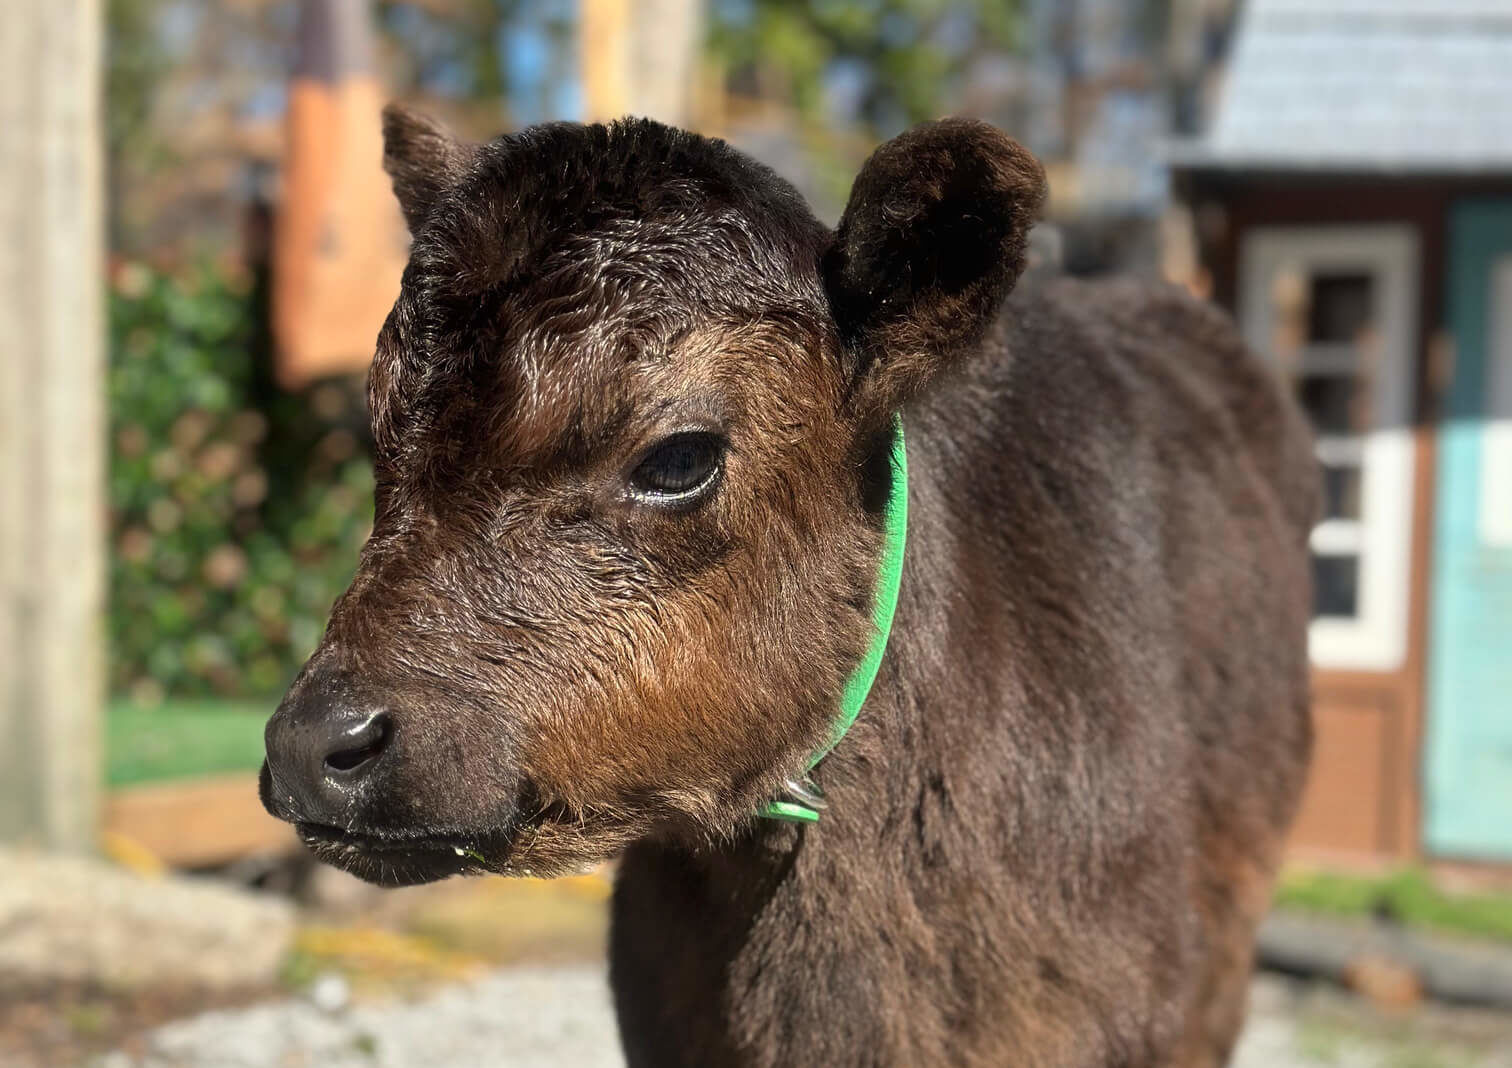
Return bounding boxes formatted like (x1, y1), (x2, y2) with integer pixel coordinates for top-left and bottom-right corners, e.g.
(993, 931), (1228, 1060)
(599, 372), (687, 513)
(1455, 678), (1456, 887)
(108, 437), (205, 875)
(1424, 201), (1512, 860)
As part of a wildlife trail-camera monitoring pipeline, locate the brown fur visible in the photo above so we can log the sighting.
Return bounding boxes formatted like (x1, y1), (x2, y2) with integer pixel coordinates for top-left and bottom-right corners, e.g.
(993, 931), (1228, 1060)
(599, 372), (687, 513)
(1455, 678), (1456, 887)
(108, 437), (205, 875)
(261, 109), (1315, 1065)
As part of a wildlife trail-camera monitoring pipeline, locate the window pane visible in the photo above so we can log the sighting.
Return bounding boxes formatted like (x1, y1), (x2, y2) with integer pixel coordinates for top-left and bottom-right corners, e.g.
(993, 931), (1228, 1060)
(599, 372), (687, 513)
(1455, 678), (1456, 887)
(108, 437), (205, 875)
(1299, 374), (1365, 435)
(1321, 464), (1363, 521)
(1313, 554), (1360, 618)
(1308, 273), (1374, 343)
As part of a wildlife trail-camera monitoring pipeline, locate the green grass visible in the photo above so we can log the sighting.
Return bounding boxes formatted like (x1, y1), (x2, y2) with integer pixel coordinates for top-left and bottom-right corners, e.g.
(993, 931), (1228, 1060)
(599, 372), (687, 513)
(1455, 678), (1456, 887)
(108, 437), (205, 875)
(107, 698), (273, 787)
(1276, 867), (1512, 945)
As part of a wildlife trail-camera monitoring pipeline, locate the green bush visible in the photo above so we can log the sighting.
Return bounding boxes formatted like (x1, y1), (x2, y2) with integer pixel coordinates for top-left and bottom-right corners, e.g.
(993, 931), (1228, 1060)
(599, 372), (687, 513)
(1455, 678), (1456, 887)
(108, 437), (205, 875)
(108, 262), (374, 699)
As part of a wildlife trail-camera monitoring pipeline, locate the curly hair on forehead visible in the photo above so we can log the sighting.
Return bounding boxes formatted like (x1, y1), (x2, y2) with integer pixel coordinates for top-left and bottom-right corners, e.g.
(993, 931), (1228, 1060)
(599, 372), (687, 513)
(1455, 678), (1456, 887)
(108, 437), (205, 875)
(396, 116), (829, 298)
(369, 115), (840, 466)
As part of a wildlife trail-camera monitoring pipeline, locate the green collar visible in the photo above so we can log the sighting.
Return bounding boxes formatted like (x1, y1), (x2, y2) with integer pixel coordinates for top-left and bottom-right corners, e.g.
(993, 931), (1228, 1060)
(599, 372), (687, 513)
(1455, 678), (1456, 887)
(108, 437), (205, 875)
(759, 417), (908, 823)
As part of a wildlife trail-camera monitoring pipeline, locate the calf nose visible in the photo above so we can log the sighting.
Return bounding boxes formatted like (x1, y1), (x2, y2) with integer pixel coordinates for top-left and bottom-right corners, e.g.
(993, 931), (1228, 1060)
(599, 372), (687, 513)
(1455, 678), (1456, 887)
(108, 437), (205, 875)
(263, 675), (394, 826)
(319, 709), (393, 775)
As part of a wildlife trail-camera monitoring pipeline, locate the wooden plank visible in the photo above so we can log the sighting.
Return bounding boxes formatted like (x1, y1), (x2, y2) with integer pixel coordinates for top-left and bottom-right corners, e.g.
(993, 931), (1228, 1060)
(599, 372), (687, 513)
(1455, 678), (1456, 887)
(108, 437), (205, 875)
(104, 774), (297, 869)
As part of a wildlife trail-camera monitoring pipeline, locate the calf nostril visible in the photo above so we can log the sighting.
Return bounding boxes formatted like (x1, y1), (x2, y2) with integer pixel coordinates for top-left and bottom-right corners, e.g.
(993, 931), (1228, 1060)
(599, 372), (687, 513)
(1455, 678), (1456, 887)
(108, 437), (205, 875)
(323, 713), (392, 776)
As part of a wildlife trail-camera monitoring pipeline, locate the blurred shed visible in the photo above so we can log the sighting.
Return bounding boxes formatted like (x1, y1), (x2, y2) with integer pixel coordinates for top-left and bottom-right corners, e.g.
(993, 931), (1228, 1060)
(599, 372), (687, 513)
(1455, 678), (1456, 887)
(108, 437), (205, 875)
(1171, 0), (1512, 870)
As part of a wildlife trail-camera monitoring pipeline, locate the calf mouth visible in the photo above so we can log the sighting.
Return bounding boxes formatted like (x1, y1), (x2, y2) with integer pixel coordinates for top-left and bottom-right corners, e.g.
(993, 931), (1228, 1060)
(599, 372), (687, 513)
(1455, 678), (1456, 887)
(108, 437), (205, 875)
(291, 808), (608, 886)
(258, 761), (523, 886)
(293, 821), (511, 887)
(261, 764), (605, 886)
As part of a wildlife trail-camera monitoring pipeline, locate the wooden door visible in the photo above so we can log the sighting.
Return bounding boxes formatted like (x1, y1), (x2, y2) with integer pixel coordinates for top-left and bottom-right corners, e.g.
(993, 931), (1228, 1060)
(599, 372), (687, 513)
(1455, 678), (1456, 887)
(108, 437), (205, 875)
(1239, 224), (1422, 859)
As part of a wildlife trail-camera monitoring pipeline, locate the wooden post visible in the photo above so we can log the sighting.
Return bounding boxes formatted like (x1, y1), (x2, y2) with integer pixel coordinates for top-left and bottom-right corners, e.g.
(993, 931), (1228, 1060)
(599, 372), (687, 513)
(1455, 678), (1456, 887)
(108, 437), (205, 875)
(580, 0), (632, 122)
(581, 0), (703, 127)
(0, 0), (106, 851)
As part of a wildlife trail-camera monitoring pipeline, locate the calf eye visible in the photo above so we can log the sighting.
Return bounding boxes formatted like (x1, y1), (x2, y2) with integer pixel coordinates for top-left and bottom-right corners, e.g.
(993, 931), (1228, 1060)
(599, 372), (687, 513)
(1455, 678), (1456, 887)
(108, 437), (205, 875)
(629, 432), (724, 503)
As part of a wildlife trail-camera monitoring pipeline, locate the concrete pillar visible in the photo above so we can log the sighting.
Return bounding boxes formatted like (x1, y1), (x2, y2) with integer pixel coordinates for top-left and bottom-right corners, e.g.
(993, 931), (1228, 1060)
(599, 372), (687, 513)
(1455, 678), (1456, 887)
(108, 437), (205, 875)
(0, 0), (106, 850)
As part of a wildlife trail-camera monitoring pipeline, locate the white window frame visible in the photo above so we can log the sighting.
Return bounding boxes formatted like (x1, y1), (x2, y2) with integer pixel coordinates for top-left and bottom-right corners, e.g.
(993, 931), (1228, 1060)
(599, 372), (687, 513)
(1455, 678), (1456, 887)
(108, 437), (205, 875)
(1239, 225), (1418, 672)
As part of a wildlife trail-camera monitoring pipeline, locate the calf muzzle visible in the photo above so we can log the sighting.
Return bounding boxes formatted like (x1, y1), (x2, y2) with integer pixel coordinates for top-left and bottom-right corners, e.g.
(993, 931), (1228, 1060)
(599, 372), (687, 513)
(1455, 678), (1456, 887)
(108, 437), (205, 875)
(262, 667), (395, 829)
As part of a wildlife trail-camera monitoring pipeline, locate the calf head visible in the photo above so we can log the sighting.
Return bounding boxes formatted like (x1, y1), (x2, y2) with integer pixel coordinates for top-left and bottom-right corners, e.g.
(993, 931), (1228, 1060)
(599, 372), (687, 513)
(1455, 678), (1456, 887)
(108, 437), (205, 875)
(260, 107), (1045, 885)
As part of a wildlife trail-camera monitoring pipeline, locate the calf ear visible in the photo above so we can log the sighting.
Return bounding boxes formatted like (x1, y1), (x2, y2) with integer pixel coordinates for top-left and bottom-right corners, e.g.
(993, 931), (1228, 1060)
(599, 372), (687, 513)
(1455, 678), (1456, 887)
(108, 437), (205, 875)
(823, 119), (1046, 418)
(381, 104), (478, 234)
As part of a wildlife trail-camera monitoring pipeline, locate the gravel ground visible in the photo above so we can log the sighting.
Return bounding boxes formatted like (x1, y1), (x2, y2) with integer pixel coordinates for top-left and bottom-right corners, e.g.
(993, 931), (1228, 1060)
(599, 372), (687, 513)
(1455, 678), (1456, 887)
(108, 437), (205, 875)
(97, 967), (620, 1068)
(97, 968), (1512, 1068)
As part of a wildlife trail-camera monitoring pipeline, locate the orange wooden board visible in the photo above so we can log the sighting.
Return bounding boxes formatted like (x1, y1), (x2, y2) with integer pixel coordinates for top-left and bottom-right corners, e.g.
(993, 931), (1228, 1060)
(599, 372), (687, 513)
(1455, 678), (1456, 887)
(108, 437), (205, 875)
(104, 773), (297, 869)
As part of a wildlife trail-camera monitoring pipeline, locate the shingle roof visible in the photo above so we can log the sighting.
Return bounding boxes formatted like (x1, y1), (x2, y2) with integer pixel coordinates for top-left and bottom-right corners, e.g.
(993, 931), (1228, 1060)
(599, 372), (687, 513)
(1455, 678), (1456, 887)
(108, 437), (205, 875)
(1171, 0), (1512, 173)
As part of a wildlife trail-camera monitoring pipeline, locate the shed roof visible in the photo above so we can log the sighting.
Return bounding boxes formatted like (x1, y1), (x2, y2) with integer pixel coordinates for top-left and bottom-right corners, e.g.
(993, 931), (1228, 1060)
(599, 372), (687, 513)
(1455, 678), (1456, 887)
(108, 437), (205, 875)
(1171, 0), (1512, 174)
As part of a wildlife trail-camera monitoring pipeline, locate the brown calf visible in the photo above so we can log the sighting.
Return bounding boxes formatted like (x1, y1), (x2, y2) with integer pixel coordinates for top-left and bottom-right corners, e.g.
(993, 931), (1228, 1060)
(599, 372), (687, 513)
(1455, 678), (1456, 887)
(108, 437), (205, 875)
(261, 108), (1316, 1066)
